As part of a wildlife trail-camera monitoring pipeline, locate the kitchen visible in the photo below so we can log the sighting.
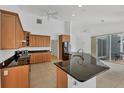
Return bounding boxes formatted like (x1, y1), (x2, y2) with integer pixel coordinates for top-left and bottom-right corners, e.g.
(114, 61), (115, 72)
(0, 7), (71, 88)
(1, 5), (124, 88)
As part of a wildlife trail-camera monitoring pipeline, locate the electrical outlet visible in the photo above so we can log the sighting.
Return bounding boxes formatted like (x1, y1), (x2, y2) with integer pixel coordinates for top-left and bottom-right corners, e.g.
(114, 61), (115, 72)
(3, 70), (8, 76)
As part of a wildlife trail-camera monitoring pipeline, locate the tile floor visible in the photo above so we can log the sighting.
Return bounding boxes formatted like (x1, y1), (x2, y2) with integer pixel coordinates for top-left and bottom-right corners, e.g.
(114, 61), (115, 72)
(30, 55), (60, 88)
(30, 58), (124, 88)
(30, 62), (57, 88)
(96, 61), (124, 88)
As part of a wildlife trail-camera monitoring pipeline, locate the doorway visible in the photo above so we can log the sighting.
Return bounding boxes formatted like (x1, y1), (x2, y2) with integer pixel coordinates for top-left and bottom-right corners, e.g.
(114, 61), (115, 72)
(96, 35), (110, 60)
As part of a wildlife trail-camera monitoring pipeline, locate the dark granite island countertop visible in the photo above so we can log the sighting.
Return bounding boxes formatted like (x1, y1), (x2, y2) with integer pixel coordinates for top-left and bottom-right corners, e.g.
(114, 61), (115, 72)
(0, 55), (30, 69)
(54, 53), (109, 82)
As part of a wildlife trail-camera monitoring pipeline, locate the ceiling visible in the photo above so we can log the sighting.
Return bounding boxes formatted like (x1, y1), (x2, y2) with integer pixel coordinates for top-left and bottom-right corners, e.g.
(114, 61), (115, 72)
(18, 5), (124, 22)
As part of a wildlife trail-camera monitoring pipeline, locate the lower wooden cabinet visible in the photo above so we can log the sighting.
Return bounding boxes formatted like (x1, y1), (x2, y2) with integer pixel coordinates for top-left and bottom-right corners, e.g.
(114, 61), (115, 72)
(30, 52), (51, 64)
(57, 67), (68, 88)
(1, 65), (29, 88)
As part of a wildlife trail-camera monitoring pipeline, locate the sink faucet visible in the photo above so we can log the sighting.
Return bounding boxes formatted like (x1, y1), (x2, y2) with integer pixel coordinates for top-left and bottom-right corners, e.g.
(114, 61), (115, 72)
(72, 48), (84, 61)
(72, 55), (84, 61)
(77, 48), (84, 56)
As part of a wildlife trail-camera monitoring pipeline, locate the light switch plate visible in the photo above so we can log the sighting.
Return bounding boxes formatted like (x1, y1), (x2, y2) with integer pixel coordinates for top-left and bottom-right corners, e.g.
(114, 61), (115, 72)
(4, 70), (8, 76)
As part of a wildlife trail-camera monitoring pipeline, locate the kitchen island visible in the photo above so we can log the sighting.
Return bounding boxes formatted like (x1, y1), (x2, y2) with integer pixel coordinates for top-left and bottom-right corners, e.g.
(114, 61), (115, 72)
(54, 53), (109, 88)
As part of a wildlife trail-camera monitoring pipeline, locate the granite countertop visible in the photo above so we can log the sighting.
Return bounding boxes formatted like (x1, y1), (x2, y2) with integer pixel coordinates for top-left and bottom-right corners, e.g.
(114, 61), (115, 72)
(0, 55), (30, 69)
(54, 53), (109, 82)
(0, 47), (51, 63)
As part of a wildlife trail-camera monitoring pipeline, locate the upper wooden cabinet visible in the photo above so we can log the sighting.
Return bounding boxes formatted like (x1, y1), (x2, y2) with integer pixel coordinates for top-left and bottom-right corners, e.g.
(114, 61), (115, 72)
(1, 13), (16, 49)
(0, 10), (25, 49)
(0, 10), (51, 49)
(15, 16), (24, 48)
(60, 35), (70, 42)
(29, 35), (50, 47)
(0, 12), (2, 49)
(29, 35), (36, 47)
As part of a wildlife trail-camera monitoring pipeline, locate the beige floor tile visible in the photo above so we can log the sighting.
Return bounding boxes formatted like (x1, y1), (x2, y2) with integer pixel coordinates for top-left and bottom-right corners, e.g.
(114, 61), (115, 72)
(30, 62), (57, 88)
(96, 61), (124, 88)
(116, 81), (124, 88)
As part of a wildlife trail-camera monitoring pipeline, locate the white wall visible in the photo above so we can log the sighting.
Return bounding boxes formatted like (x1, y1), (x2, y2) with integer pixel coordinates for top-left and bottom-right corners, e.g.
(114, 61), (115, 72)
(71, 21), (124, 54)
(64, 21), (70, 35)
(21, 14), (65, 39)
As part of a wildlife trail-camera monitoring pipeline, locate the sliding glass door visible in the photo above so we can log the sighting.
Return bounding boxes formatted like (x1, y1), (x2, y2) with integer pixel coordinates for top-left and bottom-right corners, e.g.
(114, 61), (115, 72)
(97, 38), (107, 57)
(96, 36), (110, 60)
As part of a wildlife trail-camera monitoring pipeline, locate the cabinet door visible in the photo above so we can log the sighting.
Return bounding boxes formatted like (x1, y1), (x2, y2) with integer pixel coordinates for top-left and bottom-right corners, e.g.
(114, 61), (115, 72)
(1, 13), (16, 49)
(30, 52), (51, 64)
(62, 35), (70, 42)
(35, 53), (45, 63)
(57, 67), (68, 88)
(30, 53), (36, 64)
(0, 13), (2, 49)
(15, 17), (24, 48)
(1, 65), (29, 88)
(29, 35), (36, 47)
(36, 36), (40, 47)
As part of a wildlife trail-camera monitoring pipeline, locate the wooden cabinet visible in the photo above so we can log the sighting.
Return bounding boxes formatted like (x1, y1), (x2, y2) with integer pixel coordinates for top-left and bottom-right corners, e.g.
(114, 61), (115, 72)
(15, 16), (24, 48)
(29, 35), (36, 47)
(29, 35), (50, 47)
(61, 35), (70, 42)
(30, 52), (51, 64)
(0, 10), (51, 49)
(0, 10), (25, 49)
(0, 12), (2, 49)
(57, 67), (68, 88)
(1, 13), (16, 49)
(30, 53), (36, 64)
(23, 31), (30, 47)
(1, 65), (29, 88)
(59, 35), (70, 60)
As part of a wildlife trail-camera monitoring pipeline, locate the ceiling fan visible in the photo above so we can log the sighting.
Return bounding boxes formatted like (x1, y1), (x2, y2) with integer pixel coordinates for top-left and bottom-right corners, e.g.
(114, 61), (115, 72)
(44, 10), (59, 20)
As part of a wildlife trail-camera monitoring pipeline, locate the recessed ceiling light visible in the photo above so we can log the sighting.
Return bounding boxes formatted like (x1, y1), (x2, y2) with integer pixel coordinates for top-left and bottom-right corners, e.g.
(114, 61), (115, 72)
(78, 5), (82, 7)
(72, 14), (76, 17)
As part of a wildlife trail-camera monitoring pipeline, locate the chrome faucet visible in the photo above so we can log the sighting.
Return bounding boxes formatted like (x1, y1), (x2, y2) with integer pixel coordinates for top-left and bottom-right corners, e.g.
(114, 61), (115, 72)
(72, 55), (84, 61)
(72, 48), (84, 61)
(77, 48), (84, 56)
